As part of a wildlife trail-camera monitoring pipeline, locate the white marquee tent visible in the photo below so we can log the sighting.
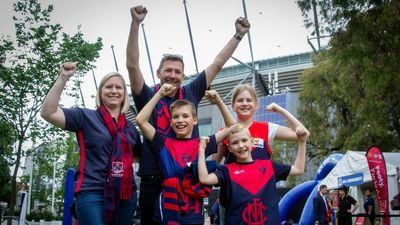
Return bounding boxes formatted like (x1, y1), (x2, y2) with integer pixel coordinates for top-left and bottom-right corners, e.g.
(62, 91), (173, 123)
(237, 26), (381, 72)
(321, 150), (400, 224)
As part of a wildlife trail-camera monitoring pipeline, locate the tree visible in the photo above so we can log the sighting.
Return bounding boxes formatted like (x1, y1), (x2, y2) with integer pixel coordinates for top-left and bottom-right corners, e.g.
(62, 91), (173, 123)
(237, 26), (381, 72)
(0, 121), (14, 202)
(0, 0), (102, 220)
(297, 0), (400, 158)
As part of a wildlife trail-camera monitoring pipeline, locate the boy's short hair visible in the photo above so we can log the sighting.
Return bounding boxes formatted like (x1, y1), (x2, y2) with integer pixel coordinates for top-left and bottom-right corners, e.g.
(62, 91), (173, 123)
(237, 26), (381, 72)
(227, 123), (251, 142)
(170, 99), (197, 117)
(319, 184), (327, 191)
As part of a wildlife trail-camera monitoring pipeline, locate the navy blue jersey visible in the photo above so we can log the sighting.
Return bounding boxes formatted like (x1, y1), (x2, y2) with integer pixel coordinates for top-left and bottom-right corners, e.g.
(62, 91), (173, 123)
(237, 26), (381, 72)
(215, 160), (291, 225)
(219, 121), (277, 208)
(134, 71), (207, 176)
(62, 107), (142, 193)
(152, 133), (218, 224)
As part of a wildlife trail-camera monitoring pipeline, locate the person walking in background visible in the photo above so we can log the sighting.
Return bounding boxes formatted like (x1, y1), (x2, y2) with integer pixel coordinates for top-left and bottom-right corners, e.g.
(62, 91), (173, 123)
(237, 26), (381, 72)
(364, 188), (375, 225)
(126, 5), (250, 225)
(41, 62), (142, 225)
(313, 184), (330, 225)
(337, 186), (359, 225)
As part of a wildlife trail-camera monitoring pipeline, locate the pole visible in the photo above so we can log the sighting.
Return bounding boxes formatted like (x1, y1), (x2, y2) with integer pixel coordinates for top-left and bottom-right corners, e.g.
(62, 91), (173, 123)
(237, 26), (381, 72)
(92, 69), (98, 90)
(312, 0), (321, 51)
(241, 0), (256, 88)
(79, 84), (86, 108)
(111, 45), (119, 72)
(51, 162), (56, 216)
(183, 0), (199, 75)
(141, 23), (156, 85)
(27, 156), (33, 214)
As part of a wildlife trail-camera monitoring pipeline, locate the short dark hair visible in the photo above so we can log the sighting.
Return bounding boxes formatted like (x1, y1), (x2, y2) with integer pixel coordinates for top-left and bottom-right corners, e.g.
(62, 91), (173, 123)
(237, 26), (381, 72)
(158, 54), (185, 71)
(319, 184), (327, 191)
(170, 99), (196, 117)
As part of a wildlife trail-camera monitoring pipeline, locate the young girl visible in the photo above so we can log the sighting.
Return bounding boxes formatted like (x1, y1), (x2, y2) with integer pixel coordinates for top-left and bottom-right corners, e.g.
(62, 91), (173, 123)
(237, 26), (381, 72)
(213, 84), (305, 164)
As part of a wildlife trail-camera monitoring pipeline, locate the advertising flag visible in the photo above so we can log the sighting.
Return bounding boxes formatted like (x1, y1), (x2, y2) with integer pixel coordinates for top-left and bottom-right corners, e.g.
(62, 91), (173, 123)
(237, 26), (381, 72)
(366, 146), (390, 225)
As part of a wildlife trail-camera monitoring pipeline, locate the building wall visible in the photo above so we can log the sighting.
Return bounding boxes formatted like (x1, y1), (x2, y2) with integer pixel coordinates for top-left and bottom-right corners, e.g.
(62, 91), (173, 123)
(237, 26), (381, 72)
(193, 52), (312, 136)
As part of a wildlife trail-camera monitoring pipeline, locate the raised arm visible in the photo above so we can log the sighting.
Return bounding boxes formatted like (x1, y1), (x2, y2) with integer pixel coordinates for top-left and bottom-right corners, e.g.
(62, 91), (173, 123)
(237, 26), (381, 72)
(266, 102), (307, 141)
(289, 126), (310, 176)
(126, 5), (147, 96)
(198, 136), (219, 185)
(204, 17), (250, 87)
(136, 83), (175, 141)
(40, 62), (77, 129)
(205, 90), (236, 127)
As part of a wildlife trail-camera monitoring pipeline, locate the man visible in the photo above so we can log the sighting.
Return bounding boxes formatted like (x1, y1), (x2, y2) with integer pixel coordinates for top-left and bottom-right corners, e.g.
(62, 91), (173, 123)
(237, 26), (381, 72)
(126, 5), (250, 225)
(364, 188), (375, 224)
(314, 184), (329, 225)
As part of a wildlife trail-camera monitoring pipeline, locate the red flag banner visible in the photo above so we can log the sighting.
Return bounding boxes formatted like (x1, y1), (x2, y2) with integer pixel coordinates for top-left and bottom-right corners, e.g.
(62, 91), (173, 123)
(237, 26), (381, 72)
(366, 146), (390, 225)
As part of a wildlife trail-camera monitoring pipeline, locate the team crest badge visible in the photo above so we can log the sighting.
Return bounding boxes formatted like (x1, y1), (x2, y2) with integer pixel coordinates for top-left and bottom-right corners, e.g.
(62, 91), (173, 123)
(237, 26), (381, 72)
(252, 138), (264, 148)
(111, 161), (124, 177)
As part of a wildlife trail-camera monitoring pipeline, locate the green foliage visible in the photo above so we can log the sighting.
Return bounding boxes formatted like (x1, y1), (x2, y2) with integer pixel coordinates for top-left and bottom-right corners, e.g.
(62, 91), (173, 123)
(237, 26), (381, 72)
(0, 122), (14, 202)
(271, 141), (306, 187)
(296, 0), (389, 36)
(298, 0), (400, 158)
(0, 0), (102, 217)
(26, 210), (55, 221)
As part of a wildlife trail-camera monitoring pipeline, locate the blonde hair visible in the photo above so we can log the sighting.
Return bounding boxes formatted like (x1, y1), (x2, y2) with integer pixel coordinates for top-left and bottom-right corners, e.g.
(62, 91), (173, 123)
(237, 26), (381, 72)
(231, 84), (258, 106)
(227, 123), (251, 142)
(95, 72), (130, 113)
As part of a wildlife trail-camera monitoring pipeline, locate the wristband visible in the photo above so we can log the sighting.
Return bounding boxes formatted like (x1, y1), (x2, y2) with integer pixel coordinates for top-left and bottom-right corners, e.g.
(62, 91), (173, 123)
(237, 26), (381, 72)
(234, 34), (243, 41)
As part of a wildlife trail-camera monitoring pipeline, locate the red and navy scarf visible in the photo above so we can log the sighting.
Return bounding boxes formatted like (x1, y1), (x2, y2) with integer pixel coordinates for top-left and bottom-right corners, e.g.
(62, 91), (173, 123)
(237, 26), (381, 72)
(161, 174), (211, 225)
(98, 105), (133, 224)
(155, 84), (183, 135)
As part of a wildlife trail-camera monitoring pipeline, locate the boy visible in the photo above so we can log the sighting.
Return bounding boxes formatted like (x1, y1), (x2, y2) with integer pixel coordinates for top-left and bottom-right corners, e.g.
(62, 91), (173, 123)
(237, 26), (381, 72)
(198, 124), (309, 225)
(136, 83), (235, 225)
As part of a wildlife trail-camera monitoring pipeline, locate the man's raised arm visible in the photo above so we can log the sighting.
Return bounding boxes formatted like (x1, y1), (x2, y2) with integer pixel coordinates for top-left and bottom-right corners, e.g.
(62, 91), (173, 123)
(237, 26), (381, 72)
(204, 17), (250, 87)
(126, 5), (147, 96)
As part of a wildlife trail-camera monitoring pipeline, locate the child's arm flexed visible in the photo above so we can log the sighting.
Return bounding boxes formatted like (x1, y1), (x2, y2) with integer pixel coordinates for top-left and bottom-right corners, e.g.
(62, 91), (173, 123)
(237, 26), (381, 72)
(205, 90), (236, 127)
(198, 137), (219, 185)
(289, 126), (310, 176)
(266, 102), (308, 141)
(136, 83), (176, 141)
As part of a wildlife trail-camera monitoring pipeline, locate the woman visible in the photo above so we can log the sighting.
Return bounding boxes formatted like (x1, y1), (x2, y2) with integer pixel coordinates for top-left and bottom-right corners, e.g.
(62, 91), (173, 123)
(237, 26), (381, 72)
(41, 62), (141, 225)
(337, 186), (359, 225)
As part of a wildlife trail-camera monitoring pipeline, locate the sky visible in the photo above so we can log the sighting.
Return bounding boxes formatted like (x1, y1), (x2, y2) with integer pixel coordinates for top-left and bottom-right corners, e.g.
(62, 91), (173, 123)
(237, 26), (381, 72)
(0, 0), (314, 109)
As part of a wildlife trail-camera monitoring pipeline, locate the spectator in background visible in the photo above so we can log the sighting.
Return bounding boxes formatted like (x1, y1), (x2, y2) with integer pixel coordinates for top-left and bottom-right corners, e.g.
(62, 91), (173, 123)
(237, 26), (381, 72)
(313, 184), (329, 225)
(364, 188), (375, 225)
(210, 199), (220, 225)
(337, 186), (359, 225)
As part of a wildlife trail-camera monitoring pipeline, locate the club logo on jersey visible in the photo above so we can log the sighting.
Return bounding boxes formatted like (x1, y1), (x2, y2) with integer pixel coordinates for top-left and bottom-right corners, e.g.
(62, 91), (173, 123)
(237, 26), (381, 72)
(234, 169), (245, 175)
(252, 138), (264, 148)
(111, 161), (124, 177)
(242, 198), (267, 224)
(181, 153), (191, 163)
(258, 165), (266, 174)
